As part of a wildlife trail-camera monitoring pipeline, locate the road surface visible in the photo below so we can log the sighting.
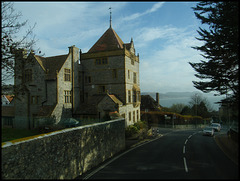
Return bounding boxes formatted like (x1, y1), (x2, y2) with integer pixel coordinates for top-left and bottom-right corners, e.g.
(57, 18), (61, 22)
(81, 127), (238, 179)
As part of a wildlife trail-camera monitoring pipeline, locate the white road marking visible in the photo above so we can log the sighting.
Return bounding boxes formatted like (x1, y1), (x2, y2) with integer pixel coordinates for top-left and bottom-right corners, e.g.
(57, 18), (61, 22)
(183, 145), (186, 154)
(184, 139), (188, 145)
(188, 135), (192, 139)
(183, 157), (188, 173)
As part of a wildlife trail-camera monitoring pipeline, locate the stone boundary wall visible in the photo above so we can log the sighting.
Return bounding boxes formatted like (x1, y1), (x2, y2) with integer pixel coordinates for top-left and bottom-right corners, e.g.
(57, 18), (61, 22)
(2, 118), (125, 179)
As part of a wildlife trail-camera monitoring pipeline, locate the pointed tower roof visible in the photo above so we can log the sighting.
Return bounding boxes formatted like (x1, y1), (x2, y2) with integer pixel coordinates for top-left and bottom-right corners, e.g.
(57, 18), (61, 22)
(88, 27), (125, 53)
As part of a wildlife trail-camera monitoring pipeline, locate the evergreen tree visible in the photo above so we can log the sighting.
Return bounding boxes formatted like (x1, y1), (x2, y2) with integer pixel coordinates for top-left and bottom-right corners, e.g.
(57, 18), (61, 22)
(189, 1), (239, 109)
(180, 105), (192, 115)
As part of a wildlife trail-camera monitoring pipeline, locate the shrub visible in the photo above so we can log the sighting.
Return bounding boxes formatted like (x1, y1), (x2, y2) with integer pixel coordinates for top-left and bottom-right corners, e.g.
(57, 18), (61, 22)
(125, 120), (149, 138)
(125, 125), (139, 138)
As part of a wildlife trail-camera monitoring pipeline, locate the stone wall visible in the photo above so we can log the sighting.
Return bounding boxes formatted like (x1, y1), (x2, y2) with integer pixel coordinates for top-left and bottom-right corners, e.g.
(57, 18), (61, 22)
(2, 118), (125, 179)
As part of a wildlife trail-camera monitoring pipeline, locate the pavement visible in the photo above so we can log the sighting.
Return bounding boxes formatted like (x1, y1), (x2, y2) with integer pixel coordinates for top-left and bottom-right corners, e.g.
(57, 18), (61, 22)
(214, 133), (238, 165)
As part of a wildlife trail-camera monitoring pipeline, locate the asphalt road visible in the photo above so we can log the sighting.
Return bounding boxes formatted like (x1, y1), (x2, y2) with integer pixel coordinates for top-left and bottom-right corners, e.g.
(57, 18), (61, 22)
(82, 128), (238, 179)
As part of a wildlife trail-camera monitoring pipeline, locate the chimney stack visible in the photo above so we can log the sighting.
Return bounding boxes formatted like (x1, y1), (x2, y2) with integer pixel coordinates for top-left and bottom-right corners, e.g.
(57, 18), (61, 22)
(156, 92), (159, 106)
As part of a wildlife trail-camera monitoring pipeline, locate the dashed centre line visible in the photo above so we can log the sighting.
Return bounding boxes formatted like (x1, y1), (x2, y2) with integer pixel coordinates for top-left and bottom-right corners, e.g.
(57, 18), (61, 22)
(183, 157), (188, 172)
(183, 145), (186, 154)
(183, 131), (198, 173)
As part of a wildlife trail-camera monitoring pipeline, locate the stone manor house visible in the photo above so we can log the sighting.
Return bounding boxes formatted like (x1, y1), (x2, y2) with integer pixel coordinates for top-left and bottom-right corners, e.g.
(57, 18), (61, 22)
(14, 24), (141, 129)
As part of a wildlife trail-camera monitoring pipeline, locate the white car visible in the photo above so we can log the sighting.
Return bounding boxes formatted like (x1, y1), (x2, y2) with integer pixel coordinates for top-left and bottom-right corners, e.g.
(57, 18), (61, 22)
(210, 123), (221, 132)
(202, 127), (214, 136)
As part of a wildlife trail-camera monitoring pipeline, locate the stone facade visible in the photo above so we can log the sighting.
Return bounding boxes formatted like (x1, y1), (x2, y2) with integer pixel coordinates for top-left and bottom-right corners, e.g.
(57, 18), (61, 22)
(79, 28), (141, 126)
(2, 119), (125, 179)
(14, 46), (79, 128)
(13, 26), (140, 128)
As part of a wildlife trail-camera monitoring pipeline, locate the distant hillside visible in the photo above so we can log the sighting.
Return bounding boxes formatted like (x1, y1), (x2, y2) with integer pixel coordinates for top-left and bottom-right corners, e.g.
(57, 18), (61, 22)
(141, 91), (225, 111)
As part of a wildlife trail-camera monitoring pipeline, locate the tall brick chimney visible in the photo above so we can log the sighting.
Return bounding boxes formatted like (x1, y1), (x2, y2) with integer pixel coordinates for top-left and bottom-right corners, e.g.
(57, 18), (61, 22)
(156, 92), (159, 106)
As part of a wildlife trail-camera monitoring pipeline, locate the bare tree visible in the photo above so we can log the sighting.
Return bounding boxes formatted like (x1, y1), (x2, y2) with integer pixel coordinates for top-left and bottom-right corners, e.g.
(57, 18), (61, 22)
(189, 93), (213, 117)
(170, 103), (186, 114)
(189, 93), (203, 108)
(1, 2), (41, 85)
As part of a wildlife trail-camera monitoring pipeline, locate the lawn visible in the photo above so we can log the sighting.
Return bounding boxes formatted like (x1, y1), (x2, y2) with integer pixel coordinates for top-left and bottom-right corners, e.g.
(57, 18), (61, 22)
(1, 127), (41, 142)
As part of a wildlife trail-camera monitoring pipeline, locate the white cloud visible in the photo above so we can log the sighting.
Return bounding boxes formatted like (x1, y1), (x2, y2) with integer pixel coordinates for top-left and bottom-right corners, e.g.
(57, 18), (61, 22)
(9, 2), (204, 94)
(13, 2), (127, 56)
(134, 25), (195, 49)
(123, 2), (164, 21)
(146, 2), (165, 13)
(139, 25), (204, 93)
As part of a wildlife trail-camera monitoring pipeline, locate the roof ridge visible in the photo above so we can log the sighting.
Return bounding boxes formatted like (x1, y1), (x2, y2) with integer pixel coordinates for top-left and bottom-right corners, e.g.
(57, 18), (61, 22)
(111, 28), (124, 48)
(45, 54), (68, 59)
(108, 94), (123, 105)
(88, 27), (125, 53)
(34, 54), (69, 79)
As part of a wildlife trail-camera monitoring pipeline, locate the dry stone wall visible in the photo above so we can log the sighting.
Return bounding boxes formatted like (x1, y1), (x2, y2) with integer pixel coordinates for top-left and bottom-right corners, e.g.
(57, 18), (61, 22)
(2, 118), (125, 179)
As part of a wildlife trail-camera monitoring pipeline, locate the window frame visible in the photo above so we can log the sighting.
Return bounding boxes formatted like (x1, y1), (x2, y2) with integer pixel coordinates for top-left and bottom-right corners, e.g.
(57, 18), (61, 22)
(133, 72), (137, 84)
(95, 57), (108, 65)
(64, 90), (72, 103)
(98, 85), (106, 93)
(31, 96), (39, 105)
(133, 90), (137, 103)
(64, 68), (71, 82)
(128, 90), (131, 103)
(112, 69), (117, 78)
(24, 69), (32, 83)
(133, 111), (135, 122)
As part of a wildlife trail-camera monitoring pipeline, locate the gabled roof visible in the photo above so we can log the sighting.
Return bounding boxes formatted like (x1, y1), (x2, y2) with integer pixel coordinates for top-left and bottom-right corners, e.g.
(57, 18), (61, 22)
(74, 94), (123, 115)
(88, 27), (125, 53)
(34, 54), (69, 79)
(140, 95), (162, 111)
(37, 105), (56, 117)
(109, 94), (123, 105)
(75, 94), (106, 115)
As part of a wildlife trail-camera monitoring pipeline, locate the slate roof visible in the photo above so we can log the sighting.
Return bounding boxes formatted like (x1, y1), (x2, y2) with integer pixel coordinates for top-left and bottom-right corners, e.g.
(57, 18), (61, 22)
(140, 95), (162, 111)
(37, 105), (56, 117)
(34, 54), (69, 80)
(74, 94), (123, 115)
(88, 27), (126, 53)
(75, 94), (106, 115)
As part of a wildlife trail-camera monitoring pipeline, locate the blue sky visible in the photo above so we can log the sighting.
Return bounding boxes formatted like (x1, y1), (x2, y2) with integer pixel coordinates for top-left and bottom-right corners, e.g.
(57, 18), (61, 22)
(11, 1), (207, 94)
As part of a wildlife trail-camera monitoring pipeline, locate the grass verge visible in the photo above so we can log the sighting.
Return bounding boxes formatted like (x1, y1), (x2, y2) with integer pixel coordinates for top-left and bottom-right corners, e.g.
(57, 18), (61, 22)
(1, 128), (40, 143)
